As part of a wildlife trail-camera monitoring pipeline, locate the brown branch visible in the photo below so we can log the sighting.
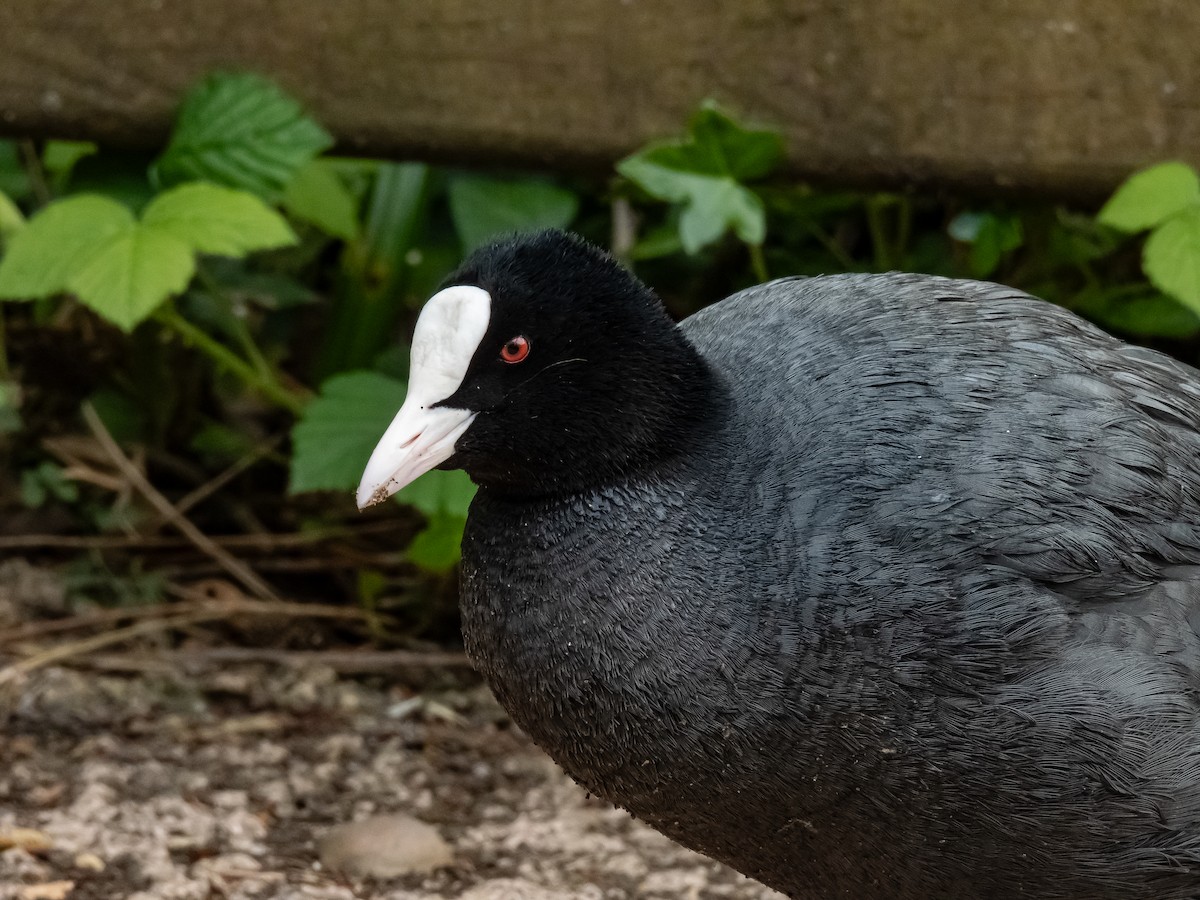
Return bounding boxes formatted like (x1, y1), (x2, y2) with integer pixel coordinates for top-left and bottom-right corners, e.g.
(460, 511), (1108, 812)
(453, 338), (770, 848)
(0, 586), (373, 647)
(135, 646), (473, 672)
(0, 520), (404, 552)
(150, 439), (278, 529)
(81, 403), (279, 601)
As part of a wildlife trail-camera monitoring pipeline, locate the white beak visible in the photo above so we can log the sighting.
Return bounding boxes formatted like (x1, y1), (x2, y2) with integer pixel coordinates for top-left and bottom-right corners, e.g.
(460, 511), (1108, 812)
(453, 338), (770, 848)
(355, 284), (492, 510)
(355, 403), (476, 509)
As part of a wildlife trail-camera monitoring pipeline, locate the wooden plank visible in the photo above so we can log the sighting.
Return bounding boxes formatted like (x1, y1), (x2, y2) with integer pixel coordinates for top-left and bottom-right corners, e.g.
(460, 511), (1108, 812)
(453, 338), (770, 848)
(0, 1), (1196, 198)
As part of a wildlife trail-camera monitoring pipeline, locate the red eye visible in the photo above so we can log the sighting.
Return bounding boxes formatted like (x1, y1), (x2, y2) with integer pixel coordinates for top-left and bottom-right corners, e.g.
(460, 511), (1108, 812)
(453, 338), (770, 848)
(500, 335), (530, 364)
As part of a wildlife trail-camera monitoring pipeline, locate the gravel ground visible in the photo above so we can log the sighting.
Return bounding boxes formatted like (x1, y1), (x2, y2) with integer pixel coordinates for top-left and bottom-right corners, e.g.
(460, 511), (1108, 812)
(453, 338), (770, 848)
(0, 661), (785, 900)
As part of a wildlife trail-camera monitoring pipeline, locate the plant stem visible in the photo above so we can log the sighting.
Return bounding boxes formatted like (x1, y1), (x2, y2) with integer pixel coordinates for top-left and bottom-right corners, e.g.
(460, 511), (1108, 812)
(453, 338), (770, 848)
(748, 242), (770, 283)
(18, 139), (51, 207)
(156, 307), (307, 416)
(194, 264), (275, 379)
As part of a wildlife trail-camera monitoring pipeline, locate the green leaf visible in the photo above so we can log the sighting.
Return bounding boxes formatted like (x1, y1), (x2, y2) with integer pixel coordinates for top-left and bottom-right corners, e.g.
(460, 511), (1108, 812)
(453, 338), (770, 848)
(66, 226), (195, 331)
(0, 195), (134, 299)
(618, 103), (782, 252)
(394, 468), (476, 519)
(949, 212), (1023, 278)
(289, 370), (408, 494)
(406, 511), (468, 571)
(284, 159), (359, 240)
(1144, 206), (1200, 314)
(154, 72), (333, 199)
(1099, 162), (1200, 233)
(20, 461), (78, 508)
(42, 140), (97, 178)
(1091, 291), (1200, 340)
(143, 182), (297, 256)
(447, 175), (579, 252)
(0, 190), (24, 242)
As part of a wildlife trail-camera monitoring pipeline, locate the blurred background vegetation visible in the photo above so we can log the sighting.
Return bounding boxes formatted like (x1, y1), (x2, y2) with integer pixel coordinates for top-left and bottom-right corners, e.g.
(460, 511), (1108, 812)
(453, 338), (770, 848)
(2, 72), (1199, 656)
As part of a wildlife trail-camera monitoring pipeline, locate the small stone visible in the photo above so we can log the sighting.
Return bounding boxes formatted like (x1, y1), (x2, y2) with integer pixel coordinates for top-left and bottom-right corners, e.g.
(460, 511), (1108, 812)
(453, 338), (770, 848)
(72, 852), (105, 872)
(316, 813), (452, 878)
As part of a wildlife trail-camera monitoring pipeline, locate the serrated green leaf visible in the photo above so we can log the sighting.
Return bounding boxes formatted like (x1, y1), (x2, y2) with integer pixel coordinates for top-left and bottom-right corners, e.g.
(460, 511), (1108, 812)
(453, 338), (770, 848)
(289, 370), (408, 494)
(448, 175), (579, 252)
(407, 511), (467, 572)
(284, 160), (359, 240)
(154, 72), (333, 199)
(618, 104), (780, 252)
(1099, 162), (1200, 233)
(143, 182), (297, 256)
(66, 226), (195, 330)
(1144, 207), (1200, 315)
(0, 195), (134, 299)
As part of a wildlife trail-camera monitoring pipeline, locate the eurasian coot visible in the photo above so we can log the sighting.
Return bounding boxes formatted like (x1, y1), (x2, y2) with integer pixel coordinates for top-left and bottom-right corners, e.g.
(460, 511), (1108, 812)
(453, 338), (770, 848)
(358, 229), (1200, 899)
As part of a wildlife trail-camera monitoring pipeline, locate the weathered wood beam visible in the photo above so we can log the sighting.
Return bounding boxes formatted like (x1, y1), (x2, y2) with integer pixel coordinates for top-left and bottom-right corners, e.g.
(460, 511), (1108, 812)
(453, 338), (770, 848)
(0, 1), (1195, 199)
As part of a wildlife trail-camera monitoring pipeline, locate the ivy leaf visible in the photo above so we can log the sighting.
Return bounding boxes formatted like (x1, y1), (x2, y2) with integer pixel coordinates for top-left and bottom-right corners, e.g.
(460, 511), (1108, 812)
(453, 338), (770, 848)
(154, 72), (333, 199)
(0, 195), (134, 299)
(618, 103), (784, 252)
(283, 159), (360, 240)
(66, 227), (195, 331)
(143, 182), (297, 256)
(447, 175), (579, 252)
(290, 370), (408, 494)
(1099, 162), (1200, 233)
(1143, 206), (1200, 315)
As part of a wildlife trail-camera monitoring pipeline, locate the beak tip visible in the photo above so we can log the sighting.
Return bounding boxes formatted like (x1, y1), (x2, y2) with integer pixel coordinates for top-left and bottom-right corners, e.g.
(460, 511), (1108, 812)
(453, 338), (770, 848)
(355, 483), (384, 511)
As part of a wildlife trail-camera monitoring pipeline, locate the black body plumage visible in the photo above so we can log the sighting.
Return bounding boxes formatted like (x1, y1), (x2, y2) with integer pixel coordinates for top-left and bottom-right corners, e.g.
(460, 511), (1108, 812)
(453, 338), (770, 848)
(439, 232), (1200, 898)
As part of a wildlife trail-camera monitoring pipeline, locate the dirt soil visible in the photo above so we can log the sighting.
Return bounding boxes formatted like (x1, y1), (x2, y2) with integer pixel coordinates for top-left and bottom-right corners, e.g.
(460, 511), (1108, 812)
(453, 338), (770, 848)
(0, 662), (786, 900)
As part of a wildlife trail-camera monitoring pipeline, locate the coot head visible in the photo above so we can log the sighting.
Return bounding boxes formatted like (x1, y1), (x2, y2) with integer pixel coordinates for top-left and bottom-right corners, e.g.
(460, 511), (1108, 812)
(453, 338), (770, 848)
(357, 230), (714, 505)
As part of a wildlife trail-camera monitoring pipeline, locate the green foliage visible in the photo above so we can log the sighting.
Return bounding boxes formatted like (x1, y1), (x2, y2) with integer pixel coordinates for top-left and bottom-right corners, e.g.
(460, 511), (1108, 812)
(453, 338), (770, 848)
(290, 371), (476, 571)
(0, 190), (23, 241)
(1143, 208), (1200, 313)
(1098, 161), (1200, 316)
(618, 102), (783, 253)
(289, 370), (407, 494)
(447, 174), (579, 251)
(0, 184), (295, 330)
(154, 72), (333, 198)
(948, 211), (1024, 278)
(283, 159), (360, 240)
(6, 76), (1200, 612)
(1098, 162), (1200, 232)
(20, 461), (79, 508)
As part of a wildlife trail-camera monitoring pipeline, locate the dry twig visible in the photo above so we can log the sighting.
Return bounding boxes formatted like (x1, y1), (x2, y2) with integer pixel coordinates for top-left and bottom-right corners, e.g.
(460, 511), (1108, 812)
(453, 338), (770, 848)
(81, 403), (279, 600)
